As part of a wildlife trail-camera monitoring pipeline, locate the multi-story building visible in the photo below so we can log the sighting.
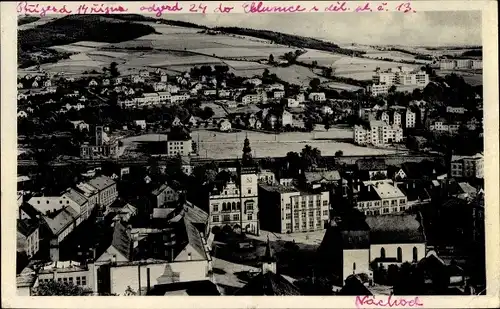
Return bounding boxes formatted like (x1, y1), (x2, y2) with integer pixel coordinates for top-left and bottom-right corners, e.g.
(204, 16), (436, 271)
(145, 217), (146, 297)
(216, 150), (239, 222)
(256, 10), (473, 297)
(241, 93), (267, 104)
(355, 180), (408, 216)
(17, 219), (40, 258)
(258, 184), (330, 233)
(440, 59), (483, 70)
(37, 260), (94, 291)
(75, 182), (99, 212)
(80, 126), (119, 159)
(208, 166), (260, 235)
(151, 183), (179, 208)
(446, 106), (467, 114)
(165, 133), (193, 156)
(87, 176), (118, 209)
(405, 108), (417, 128)
(308, 92), (326, 102)
(354, 120), (403, 146)
(63, 188), (90, 221)
(366, 84), (390, 96)
(451, 153), (484, 179)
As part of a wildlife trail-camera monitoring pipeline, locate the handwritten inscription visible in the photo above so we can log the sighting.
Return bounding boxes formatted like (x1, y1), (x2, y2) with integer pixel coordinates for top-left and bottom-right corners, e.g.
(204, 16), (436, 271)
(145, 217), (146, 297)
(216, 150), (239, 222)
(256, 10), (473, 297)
(355, 296), (424, 308)
(17, 1), (417, 17)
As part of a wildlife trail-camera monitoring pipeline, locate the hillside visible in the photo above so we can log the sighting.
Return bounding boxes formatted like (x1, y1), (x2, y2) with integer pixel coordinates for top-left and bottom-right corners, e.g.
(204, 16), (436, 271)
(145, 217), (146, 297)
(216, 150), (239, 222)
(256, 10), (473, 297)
(18, 16), (41, 26)
(18, 15), (158, 51)
(214, 27), (364, 56)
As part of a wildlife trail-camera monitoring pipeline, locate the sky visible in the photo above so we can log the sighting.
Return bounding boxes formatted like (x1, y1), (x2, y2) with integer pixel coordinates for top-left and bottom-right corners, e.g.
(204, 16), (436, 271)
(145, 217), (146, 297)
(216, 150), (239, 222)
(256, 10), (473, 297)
(161, 11), (482, 46)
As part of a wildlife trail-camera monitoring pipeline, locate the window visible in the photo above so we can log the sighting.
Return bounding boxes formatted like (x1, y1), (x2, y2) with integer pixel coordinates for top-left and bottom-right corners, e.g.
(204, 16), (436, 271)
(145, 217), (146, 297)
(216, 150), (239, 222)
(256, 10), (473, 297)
(285, 203), (291, 210)
(400, 199), (406, 204)
(309, 220), (314, 227)
(286, 213), (291, 219)
(301, 201), (306, 208)
(397, 247), (402, 262)
(222, 202), (227, 211)
(380, 247), (386, 258)
(286, 223), (292, 230)
(413, 247), (418, 262)
(247, 214), (253, 221)
(323, 210), (329, 216)
(294, 203), (299, 209)
(301, 212), (306, 219)
(383, 200), (389, 206)
(323, 200), (328, 206)
(63, 277), (68, 283)
(237, 202), (241, 210)
(69, 277), (74, 284)
(248, 189), (252, 194)
(316, 200), (321, 207)
(213, 216), (219, 222)
(81, 276), (86, 286)
(223, 215), (230, 222)
(301, 222), (306, 228)
(224, 191), (227, 195)
(58, 278), (62, 282)
(383, 208), (389, 214)
(233, 214), (239, 221)
(213, 204), (219, 212)
(246, 202), (254, 210)
(399, 206), (406, 212)
(232, 202), (237, 210)
(308, 200), (313, 207)
(353, 262), (356, 272)
(316, 210), (321, 216)
(391, 200), (397, 206)
(294, 224), (299, 229)
(294, 211), (299, 218)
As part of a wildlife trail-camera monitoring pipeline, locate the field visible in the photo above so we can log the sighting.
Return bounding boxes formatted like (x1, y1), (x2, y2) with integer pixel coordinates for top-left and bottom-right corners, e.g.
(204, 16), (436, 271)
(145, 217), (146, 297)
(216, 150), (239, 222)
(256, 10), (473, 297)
(436, 70), (483, 85)
(363, 50), (431, 64)
(297, 49), (344, 66)
(322, 81), (363, 91)
(331, 56), (420, 80)
(116, 128), (401, 159)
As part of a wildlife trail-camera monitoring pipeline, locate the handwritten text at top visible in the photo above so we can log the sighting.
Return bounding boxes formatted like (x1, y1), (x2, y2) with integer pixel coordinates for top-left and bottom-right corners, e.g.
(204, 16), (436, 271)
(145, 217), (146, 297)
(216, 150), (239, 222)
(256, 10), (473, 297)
(16, 1), (417, 17)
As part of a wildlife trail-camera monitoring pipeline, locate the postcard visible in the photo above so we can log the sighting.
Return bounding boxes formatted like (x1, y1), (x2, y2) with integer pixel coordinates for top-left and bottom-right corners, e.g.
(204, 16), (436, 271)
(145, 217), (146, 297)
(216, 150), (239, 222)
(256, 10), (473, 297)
(1, 1), (499, 308)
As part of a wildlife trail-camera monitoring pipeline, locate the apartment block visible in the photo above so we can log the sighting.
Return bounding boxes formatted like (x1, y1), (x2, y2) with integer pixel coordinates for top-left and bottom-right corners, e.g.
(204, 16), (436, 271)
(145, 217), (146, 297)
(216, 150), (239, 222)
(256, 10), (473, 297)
(354, 120), (403, 146)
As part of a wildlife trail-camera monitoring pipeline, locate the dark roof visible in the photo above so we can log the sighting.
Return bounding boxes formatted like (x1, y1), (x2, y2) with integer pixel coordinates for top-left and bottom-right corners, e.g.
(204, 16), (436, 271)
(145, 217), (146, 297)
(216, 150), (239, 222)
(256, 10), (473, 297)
(17, 218), (39, 237)
(147, 280), (220, 295)
(338, 275), (373, 296)
(366, 214), (426, 244)
(356, 158), (387, 171)
(356, 188), (381, 202)
(397, 183), (431, 202)
(400, 162), (423, 179)
(235, 272), (301, 295)
(336, 218), (370, 231)
(320, 226), (370, 251)
(103, 221), (132, 260)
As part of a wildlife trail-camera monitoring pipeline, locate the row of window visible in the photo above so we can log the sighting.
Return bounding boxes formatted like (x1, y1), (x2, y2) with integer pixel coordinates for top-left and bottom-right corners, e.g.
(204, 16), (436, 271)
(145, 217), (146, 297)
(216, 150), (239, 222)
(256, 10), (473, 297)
(40, 276), (87, 286)
(213, 201), (254, 212)
(291, 200), (328, 209)
(365, 206), (407, 215)
(286, 220), (323, 231)
(213, 214), (253, 222)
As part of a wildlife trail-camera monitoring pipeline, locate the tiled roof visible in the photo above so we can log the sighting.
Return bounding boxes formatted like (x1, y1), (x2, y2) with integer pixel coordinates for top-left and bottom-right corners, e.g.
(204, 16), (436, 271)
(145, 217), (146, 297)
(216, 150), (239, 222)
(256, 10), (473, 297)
(356, 158), (387, 171)
(338, 275), (373, 296)
(235, 272), (301, 295)
(63, 188), (88, 206)
(17, 218), (39, 237)
(111, 222), (132, 260)
(366, 214), (425, 244)
(87, 176), (116, 191)
(304, 170), (341, 184)
(43, 206), (79, 236)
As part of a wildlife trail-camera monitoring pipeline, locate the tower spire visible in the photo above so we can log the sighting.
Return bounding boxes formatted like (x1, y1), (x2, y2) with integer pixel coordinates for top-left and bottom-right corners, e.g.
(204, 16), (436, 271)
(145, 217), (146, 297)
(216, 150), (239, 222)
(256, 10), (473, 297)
(242, 135), (253, 166)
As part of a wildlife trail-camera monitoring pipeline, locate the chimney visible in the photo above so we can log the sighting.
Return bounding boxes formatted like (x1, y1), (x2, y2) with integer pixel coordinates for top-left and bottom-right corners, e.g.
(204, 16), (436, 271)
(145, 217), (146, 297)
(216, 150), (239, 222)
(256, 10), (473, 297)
(146, 268), (151, 294)
(367, 186), (370, 192)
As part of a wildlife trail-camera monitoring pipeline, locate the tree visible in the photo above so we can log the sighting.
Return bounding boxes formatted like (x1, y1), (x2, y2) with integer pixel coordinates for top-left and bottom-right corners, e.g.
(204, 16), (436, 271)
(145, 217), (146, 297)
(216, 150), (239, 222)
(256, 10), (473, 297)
(309, 78), (321, 91)
(312, 60), (318, 68)
(304, 118), (315, 132)
(388, 85), (397, 94)
(335, 150), (343, 157)
(324, 122), (330, 131)
(268, 54), (275, 64)
(124, 286), (137, 296)
(109, 62), (120, 77)
(32, 281), (93, 296)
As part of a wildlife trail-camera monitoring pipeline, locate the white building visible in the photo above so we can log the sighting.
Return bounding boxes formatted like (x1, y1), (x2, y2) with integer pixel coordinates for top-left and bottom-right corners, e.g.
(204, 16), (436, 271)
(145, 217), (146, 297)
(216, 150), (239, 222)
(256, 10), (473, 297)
(218, 119), (232, 132)
(354, 120), (403, 146)
(134, 120), (147, 130)
(451, 153), (484, 179)
(241, 93), (267, 105)
(308, 92), (326, 102)
(355, 180), (408, 215)
(446, 106), (467, 114)
(405, 108), (417, 128)
(366, 84), (390, 96)
(281, 110), (293, 127)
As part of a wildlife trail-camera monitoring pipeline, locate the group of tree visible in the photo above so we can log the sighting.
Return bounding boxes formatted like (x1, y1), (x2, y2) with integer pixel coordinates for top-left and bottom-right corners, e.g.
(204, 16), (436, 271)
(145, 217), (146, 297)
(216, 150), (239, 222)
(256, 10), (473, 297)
(283, 145), (324, 176)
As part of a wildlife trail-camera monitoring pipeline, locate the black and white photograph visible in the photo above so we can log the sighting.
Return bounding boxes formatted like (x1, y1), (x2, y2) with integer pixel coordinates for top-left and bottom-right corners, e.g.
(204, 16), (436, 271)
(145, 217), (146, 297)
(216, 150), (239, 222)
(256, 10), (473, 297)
(8, 3), (495, 302)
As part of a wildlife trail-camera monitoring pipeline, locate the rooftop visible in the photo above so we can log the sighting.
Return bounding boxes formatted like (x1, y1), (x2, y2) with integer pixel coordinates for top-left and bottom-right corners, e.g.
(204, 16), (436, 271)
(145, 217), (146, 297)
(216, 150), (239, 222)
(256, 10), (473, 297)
(304, 170), (341, 184)
(371, 182), (406, 199)
(63, 188), (88, 206)
(356, 158), (387, 171)
(235, 272), (301, 296)
(87, 176), (116, 191)
(43, 206), (79, 236)
(17, 218), (39, 237)
(147, 280), (220, 296)
(365, 214), (425, 244)
(39, 260), (87, 274)
(259, 183), (298, 194)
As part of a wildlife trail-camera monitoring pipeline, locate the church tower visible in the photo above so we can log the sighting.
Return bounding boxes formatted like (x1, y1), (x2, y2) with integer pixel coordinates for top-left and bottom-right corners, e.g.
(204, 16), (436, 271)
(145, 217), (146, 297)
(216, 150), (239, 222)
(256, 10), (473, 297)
(238, 137), (259, 235)
(261, 236), (277, 274)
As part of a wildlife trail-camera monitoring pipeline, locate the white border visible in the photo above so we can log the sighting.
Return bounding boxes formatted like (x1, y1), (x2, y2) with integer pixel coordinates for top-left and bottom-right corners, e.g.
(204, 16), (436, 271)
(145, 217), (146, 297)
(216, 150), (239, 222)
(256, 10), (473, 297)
(2, 1), (499, 308)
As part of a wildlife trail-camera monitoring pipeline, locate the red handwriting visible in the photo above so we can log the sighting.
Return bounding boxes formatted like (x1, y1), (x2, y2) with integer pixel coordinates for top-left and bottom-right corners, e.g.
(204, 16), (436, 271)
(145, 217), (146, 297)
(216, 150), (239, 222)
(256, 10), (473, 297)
(355, 296), (424, 308)
(76, 3), (128, 14)
(17, 2), (72, 17)
(139, 2), (183, 17)
(17, 1), (417, 16)
(242, 1), (307, 13)
(214, 3), (234, 13)
(324, 2), (349, 12)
